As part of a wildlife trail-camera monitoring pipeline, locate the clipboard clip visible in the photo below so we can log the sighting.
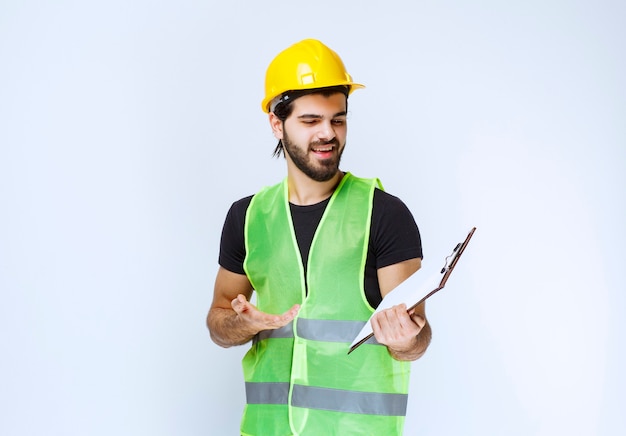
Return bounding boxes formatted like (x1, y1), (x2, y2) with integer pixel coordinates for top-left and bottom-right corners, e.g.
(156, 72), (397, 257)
(439, 227), (476, 287)
(441, 243), (462, 274)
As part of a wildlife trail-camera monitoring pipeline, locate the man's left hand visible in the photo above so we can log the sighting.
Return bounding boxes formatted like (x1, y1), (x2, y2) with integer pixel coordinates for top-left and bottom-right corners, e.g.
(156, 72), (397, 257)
(370, 304), (425, 353)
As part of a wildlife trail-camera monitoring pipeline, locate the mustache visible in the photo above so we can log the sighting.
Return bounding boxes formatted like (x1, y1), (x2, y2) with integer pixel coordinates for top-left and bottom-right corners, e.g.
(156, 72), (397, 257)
(310, 138), (340, 147)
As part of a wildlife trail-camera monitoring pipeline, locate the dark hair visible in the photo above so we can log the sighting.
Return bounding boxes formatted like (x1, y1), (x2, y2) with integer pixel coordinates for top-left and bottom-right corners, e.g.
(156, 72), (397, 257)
(271, 86), (350, 157)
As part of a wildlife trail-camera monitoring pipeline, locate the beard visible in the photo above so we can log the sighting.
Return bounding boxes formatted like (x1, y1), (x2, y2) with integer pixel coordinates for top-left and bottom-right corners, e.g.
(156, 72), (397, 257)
(282, 130), (344, 182)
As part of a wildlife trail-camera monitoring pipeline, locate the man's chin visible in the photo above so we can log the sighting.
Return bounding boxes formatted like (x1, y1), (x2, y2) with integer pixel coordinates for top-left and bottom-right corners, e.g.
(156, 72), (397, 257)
(311, 166), (341, 182)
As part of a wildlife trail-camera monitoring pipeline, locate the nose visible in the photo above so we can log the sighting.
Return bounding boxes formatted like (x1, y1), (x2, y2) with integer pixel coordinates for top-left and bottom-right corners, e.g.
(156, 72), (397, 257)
(317, 120), (336, 142)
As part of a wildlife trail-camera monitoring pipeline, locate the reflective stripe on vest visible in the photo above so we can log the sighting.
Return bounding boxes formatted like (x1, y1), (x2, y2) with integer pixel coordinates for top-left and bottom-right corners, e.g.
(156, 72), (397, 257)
(254, 322), (294, 343)
(245, 382), (408, 416)
(245, 382), (289, 405)
(256, 318), (381, 346)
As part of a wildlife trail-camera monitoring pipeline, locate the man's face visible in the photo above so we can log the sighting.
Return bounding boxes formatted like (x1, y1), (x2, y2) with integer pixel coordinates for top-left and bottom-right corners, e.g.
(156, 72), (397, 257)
(280, 92), (348, 182)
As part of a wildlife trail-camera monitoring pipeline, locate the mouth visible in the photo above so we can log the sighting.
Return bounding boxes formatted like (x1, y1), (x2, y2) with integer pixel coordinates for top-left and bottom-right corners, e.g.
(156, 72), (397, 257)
(310, 141), (337, 159)
(312, 145), (334, 152)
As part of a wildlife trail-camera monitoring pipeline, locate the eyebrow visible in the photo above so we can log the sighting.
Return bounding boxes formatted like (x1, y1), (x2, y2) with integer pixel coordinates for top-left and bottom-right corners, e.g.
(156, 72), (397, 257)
(297, 111), (347, 120)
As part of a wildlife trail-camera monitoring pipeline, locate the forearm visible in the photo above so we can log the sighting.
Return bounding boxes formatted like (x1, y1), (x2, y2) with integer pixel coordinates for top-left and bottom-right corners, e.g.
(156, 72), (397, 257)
(388, 320), (432, 361)
(207, 307), (258, 348)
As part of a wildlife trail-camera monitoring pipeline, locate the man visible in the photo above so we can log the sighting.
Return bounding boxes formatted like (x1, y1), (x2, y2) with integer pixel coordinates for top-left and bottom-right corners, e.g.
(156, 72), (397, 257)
(207, 39), (431, 436)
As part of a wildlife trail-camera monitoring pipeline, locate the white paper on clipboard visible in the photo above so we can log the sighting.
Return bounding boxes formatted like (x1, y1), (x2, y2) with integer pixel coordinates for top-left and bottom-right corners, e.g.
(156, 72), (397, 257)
(348, 227), (476, 354)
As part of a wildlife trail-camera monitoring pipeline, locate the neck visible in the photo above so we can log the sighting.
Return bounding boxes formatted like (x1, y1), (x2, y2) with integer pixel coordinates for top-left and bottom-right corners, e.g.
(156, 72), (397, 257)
(287, 170), (344, 206)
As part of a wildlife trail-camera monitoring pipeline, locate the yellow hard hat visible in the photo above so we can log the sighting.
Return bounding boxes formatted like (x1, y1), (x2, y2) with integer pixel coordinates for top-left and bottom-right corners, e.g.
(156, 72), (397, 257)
(261, 39), (365, 113)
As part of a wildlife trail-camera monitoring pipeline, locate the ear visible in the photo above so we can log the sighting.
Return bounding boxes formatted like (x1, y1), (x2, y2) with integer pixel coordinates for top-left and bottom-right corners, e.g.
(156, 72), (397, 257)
(269, 112), (284, 140)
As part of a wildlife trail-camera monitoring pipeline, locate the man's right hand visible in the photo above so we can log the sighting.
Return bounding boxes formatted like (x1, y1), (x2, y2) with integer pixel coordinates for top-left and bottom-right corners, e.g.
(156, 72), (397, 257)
(231, 294), (300, 331)
(208, 267), (300, 347)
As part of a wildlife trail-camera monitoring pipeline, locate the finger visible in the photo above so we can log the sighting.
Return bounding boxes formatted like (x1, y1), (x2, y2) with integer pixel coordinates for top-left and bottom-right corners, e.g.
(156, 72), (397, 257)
(273, 304), (300, 325)
(391, 307), (421, 332)
(370, 312), (383, 335)
(383, 305), (408, 327)
(396, 304), (425, 330)
(411, 313), (426, 329)
(256, 303), (301, 329)
(285, 304), (300, 319)
(384, 306), (419, 337)
(373, 310), (399, 340)
(394, 303), (411, 317)
(231, 294), (248, 314)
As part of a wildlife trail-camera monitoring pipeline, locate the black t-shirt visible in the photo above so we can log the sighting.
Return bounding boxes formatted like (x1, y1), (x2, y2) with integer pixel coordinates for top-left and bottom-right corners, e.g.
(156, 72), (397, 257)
(218, 188), (422, 308)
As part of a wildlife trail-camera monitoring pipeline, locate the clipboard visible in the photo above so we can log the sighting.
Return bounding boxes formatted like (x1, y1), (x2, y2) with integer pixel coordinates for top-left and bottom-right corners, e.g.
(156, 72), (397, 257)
(348, 227), (476, 354)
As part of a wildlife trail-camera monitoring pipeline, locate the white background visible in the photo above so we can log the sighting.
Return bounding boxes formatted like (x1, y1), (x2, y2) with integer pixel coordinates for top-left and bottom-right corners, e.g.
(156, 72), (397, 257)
(1, 1), (624, 435)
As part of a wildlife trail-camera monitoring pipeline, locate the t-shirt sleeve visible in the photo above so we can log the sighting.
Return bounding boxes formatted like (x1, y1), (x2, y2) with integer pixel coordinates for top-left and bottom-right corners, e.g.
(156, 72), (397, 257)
(371, 189), (423, 269)
(218, 195), (253, 275)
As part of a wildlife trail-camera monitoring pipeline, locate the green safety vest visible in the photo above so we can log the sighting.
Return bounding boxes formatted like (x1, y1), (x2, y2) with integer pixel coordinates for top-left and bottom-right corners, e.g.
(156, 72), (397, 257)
(241, 173), (411, 436)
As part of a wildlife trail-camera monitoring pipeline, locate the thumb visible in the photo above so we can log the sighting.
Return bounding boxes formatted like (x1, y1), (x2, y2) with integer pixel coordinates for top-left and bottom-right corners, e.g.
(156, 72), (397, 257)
(231, 294), (248, 313)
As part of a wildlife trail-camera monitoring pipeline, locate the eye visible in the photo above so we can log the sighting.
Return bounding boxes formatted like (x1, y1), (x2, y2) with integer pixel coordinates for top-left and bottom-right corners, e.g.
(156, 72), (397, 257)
(332, 119), (346, 126)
